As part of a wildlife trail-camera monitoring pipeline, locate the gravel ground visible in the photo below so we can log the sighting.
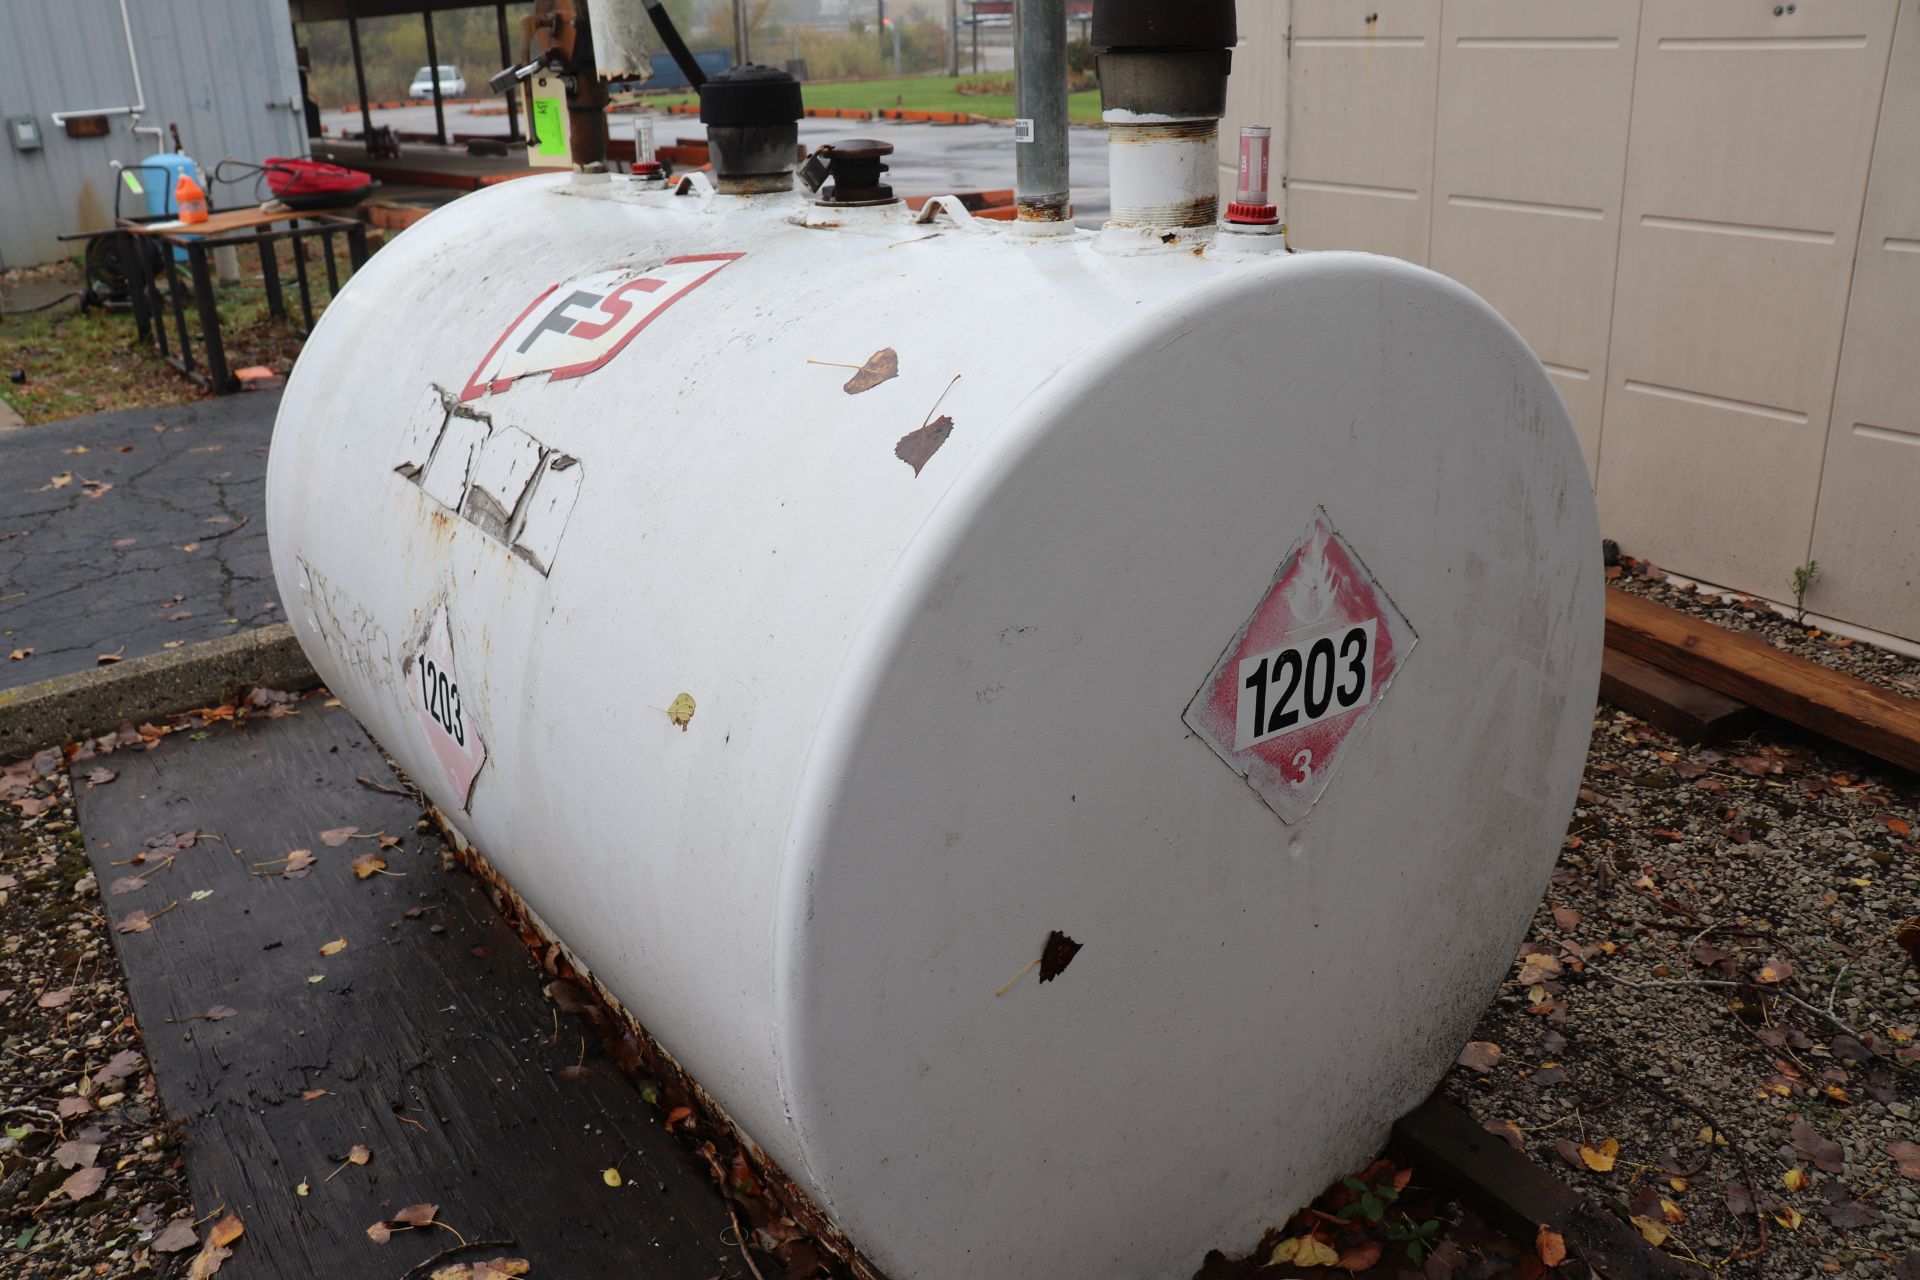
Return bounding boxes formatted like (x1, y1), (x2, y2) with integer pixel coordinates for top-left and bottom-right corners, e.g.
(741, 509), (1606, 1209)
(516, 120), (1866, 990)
(1, 731), (196, 1276)
(1443, 582), (1920, 1278)
(7, 576), (1919, 1278)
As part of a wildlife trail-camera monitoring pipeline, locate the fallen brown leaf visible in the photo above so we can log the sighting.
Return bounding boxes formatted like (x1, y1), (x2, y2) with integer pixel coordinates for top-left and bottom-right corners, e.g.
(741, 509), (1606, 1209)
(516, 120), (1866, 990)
(895, 415), (954, 476)
(1335, 1240), (1381, 1273)
(1038, 929), (1082, 982)
(52, 1139), (100, 1170)
(319, 937), (348, 957)
(841, 347), (898, 394)
(1889, 1139), (1920, 1180)
(282, 849), (316, 878)
(60, 1165), (106, 1200)
(152, 1219), (199, 1253)
(1790, 1121), (1845, 1174)
(320, 826), (358, 846)
(1755, 959), (1794, 984)
(1484, 1117), (1526, 1151)
(1536, 1224), (1567, 1267)
(1580, 1137), (1620, 1173)
(92, 1048), (142, 1085)
(395, 1203), (438, 1226)
(1457, 1041), (1502, 1073)
(185, 1243), (232, 1279)
(209, 1214), (245, 1248)
(351, 851), (387, 879)
(37, 986), (72, 1009)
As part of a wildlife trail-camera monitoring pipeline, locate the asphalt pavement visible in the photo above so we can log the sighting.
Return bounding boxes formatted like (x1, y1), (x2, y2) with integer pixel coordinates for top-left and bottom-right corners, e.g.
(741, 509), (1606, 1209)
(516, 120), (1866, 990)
(0, 395), (280, 692)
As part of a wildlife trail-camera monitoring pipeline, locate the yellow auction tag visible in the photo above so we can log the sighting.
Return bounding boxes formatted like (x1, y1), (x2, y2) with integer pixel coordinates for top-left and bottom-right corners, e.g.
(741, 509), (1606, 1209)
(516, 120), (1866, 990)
(529, 72), (570, 167)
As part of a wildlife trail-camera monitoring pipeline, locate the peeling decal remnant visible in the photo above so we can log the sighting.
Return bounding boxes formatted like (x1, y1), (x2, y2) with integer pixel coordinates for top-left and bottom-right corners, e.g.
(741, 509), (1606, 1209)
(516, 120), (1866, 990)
(395, 394), (583, 577)
(1183, 508), (1416, 823)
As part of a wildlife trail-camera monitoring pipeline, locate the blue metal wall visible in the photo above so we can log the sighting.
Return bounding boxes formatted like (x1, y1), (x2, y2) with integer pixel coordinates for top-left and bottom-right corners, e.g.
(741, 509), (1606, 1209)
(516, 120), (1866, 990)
(0, 0), (307, 267)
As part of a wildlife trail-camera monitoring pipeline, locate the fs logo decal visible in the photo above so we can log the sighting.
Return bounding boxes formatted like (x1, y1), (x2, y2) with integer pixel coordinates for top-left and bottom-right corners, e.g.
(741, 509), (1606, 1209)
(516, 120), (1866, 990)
(460, 253), (741, 401)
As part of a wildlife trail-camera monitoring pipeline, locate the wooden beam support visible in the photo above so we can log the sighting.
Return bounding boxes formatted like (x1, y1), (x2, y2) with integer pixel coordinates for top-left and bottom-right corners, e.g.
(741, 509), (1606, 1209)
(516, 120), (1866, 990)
(1605, 589), (1920, 775)
(1393, 1095), (1706, 1280)
(1600, 648), (1763, 744)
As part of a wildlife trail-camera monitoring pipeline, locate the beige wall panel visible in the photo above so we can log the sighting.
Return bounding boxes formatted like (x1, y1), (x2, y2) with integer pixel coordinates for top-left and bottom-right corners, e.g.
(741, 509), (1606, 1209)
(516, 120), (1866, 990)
(1428, 0), (1641, 475)
(1596, 0), (1895, 600)
(1810, 0), (1920, 636)
(1220, 0), (1291, 199)
(1285, 0), (1440, 260)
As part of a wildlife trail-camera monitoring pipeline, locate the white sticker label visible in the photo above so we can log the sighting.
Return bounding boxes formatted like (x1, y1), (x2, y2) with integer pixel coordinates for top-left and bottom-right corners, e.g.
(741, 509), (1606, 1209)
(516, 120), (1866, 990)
(1235, 619), (1375, 750)
(1012, 118), (1035, 143)
(407, 604), (486, 809)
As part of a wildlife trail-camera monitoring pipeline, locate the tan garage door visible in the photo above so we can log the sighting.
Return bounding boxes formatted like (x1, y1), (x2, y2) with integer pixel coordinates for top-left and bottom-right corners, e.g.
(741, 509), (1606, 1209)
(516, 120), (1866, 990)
(1595, 0), (1896, 602)
(1224, 0), (1916, 640)
(1808, 3), (1920, 636)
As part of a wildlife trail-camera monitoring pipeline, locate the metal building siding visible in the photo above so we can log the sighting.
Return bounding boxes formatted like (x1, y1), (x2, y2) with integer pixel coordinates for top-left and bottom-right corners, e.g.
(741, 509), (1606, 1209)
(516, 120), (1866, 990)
(0, 0), (305, 268)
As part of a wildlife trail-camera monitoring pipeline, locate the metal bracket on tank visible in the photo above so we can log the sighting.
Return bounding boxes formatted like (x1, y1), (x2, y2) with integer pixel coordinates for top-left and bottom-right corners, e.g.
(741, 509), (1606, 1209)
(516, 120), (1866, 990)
(912, 196), (982, 231)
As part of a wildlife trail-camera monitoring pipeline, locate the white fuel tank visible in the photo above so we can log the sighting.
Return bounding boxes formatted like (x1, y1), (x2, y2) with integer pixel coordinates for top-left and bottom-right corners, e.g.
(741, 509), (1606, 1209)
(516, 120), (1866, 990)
(268, 173), (1601, 1280)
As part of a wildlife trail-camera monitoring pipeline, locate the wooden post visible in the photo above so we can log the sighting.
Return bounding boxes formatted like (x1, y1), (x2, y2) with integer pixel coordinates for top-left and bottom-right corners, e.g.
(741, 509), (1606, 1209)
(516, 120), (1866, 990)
(424, 9), (448, 146)
(348, 17), (374, 145)
(497, 3), (522, 142)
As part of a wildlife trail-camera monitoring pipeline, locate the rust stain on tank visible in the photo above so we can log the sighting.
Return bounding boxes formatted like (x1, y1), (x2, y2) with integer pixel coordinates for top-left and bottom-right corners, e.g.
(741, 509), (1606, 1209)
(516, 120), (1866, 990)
(1110, 119), (1217, 146)
(75, 180), (106, 233)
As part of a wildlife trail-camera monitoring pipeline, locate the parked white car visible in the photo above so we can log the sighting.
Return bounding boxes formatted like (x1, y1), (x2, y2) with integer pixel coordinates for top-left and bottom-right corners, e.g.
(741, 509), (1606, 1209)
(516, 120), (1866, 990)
(408, 65), (466, 98)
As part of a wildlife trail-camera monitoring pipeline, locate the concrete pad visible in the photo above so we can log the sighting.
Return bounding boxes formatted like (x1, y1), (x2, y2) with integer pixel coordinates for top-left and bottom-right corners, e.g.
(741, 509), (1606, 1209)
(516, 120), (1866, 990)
(0, 623), (316, 759)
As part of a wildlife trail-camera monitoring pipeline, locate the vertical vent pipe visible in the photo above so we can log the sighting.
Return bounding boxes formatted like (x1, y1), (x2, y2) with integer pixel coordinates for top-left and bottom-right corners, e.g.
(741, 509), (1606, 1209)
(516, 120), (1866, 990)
(1014, 0), (1070, 222)
(1092, 0), (1237, 231)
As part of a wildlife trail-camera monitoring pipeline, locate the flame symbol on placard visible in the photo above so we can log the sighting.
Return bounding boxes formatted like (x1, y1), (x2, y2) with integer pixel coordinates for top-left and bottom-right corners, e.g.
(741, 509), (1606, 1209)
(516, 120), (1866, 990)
(1283, 526), (1339, 625)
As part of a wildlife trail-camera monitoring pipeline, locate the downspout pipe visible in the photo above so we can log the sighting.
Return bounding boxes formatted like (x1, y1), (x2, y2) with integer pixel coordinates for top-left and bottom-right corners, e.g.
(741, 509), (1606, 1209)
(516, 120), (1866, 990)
(1014, 0), (1069, 222)
(1092, 0), (1237, 231)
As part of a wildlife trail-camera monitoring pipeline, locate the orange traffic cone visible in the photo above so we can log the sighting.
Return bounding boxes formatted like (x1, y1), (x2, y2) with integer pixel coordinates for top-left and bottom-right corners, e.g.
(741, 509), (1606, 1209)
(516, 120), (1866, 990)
(175, 171), (208, 224)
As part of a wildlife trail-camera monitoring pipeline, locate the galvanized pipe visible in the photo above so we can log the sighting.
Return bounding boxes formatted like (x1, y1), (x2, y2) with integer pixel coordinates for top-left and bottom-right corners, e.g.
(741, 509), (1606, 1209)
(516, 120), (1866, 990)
(1014, 0), (1070, 222)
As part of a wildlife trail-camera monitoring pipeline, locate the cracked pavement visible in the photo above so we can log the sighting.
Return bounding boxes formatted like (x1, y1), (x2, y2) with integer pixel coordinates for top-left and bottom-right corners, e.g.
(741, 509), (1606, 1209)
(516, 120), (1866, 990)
(0, 394), (280, 691)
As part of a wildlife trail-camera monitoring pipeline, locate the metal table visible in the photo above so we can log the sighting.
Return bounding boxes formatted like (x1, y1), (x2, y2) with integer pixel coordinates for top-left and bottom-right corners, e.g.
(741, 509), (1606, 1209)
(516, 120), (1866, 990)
(116, 206), (368, 393)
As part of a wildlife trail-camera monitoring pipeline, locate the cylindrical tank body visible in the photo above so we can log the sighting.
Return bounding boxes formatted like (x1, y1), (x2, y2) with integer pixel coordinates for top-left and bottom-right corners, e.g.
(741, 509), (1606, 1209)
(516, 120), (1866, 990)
(268, 175), (1600, 1280)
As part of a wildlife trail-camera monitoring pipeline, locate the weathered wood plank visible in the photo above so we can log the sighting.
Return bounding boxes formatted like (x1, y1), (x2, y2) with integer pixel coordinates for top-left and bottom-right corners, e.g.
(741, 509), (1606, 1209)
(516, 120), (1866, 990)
(1605, 589), (1920, 775)
(1599, 648), (1763, 744)
(1393, 1095), (1705, 1280)
(73, 704), (737, 1279)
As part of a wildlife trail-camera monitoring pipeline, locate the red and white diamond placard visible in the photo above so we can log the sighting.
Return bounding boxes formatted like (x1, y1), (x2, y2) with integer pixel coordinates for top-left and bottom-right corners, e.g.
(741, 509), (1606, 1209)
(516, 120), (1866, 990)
(407, 603), (487, 810)
(1184, 509), (1416, 823)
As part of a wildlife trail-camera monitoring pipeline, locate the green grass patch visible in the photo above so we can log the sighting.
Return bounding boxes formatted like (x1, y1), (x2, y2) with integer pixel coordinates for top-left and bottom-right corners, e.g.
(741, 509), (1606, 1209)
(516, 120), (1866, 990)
(0, 240), (367, 426)
(638, 74), (1104, 126)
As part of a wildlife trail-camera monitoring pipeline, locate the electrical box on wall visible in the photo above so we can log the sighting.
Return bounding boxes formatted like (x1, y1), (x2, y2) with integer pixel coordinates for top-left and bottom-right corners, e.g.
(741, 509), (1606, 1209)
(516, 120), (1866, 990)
(7, 115), (43, 152)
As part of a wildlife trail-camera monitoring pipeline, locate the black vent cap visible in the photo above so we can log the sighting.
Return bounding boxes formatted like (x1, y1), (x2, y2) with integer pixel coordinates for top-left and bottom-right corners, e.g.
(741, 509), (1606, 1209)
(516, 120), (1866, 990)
(1091, 0), (1236, 52)
(699, 63), (804, 127)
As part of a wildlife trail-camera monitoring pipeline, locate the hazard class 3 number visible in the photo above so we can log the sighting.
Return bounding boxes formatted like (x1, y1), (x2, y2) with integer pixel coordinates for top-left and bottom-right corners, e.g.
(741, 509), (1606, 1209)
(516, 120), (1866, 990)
(1235, 620), (1373, 751)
